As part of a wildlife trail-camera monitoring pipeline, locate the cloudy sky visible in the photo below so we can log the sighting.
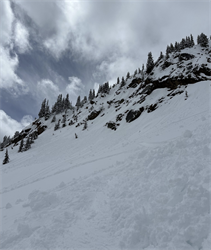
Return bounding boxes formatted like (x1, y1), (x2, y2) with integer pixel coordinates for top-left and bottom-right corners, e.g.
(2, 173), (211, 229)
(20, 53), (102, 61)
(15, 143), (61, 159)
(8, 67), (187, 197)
(0, 0), (210, 141)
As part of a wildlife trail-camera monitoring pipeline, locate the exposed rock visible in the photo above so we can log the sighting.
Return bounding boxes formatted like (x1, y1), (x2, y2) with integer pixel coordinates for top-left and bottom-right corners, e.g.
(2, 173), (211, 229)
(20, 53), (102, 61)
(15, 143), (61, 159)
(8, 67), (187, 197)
(162, 60), (173, 70)
(105, 121), (119, 130)
(116, 113), (124, 122)
(126, 107), (144, 123)
(179, 53), (195, 61)
(139, 84), (155, 95)
(87, 110), (101, 120)
(69, 120), (74, 126)
(127, 78), (142, 88)
(37, 125), (47, 135)
(147, 104), (158, 113)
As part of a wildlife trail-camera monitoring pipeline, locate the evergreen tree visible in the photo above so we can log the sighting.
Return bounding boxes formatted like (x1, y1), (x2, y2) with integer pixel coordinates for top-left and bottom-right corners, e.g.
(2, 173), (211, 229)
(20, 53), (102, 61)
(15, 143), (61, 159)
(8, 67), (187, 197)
(14, 131), (20, 139)
(179, 38), (186, 50)
(54, 120), (60, 131)
(83, 120), (88, 130)
(174, 41), (179, 51)
(64, 94), (72, 110)
(104, 82), (110, 94)
(120, 77), (125, 87)
(76, 96), (81, 110)
(45, 100), (50, 120)
(56, 94), (63, 114)
(117, 77), (120, 84)
(141, 64), (145, 81)
(88, 90), (93, 101)
(170, 43), (174, 52)
(197, 33), (209, 47)
(38, 99), (46, 118)
(51, 115), (56, 123)
(126, 72), (130, 80)
(1, 135), (10, 148)
(24, 137), (31, 151)
(92, 89), (95, 99)
(3, 149), (9, 164)
(158, 51), (164, 61)
(190, 34), (195, 47)
(138, 68), (141, 74)
(146, 52), (154, 74)
(18, 139), (24, 152)
(82, 96), (87, 105)
(166, 45), (171, 55)
(134, 69), (137, 77)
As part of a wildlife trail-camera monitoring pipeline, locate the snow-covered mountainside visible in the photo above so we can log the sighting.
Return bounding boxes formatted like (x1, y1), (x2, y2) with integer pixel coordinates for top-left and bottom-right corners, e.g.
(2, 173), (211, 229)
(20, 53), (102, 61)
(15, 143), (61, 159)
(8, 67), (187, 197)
(0, 43), (211, 250)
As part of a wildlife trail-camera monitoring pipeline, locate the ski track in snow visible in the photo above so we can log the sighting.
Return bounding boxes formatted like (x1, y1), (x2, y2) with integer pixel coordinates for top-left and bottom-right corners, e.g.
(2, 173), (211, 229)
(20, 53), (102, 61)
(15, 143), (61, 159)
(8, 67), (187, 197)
(0, 81), (211, 250)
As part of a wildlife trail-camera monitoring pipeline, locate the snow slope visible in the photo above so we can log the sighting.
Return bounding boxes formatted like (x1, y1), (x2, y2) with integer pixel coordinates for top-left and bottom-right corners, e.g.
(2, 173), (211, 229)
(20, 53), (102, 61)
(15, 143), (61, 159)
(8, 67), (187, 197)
(0, 80), (210, 250)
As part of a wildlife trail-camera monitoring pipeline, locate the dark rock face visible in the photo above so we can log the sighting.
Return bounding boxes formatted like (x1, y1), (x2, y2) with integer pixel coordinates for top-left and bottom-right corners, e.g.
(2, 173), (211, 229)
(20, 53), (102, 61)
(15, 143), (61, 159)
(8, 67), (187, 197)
(127, 78), (142, 88)
(116, 113), (124, 122)
(162, 61), (173, 70)
(147, 104), (158, 113)
(37, 125), (47, 135)
(140, 84), (155, 95)
(105, 121), (118, 130)
(87, 110), (101, 120)
(179, 53), (195, 61)
(126, 107), (144, 123)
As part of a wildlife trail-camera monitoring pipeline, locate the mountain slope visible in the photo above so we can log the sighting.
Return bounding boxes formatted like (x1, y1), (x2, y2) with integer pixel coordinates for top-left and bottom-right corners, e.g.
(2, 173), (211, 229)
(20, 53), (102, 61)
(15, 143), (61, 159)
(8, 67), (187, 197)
(0, 43), (211, 250)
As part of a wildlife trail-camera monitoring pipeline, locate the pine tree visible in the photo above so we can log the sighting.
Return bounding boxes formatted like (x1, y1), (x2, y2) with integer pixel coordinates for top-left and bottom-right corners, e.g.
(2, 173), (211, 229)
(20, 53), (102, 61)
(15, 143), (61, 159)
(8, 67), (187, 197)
(54, 120), (60, 131)
(158, 51), (164, 61)
(64, 94), (72, 110)
(92, 89), (95, 99)
(24, 137), (31, 151)
(76, 96), (81, 110)
(51, 115), (56, 123)
(126, 72), (130, 80)
(134, 69), (137, 77)
(179, 38), (186, 50)
(3, 149), (9, 164)
(190, 34), (195, 47)
(117, 77), (120, 85)
(104, 82), (110, 94)
(45, 100), (50, 120)
(38, 99), (46, 118)
(88, 90), (93, 101)
(146, 52), (154, 74)
(197, 33), (209, 47)
(83, 120), (88, 130)
(170, 43), (174, 52)
(141, 64), (145, 81)
(174, 41), (179, 51)
(18, 139), (24, 152)
(120, 77), (125, 87)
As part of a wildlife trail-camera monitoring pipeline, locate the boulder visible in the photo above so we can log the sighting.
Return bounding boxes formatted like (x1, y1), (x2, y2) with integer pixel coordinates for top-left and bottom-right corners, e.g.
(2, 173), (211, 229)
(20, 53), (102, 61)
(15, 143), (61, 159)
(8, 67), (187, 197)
(105, 121), (118, 130)
(87, 110), (101, 120)
(126, 107), (144, 123)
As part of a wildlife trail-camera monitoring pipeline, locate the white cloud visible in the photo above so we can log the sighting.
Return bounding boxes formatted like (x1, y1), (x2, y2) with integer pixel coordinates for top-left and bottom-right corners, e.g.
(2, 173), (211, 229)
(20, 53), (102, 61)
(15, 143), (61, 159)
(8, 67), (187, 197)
(0, 46), (23, 89)
(14, 21), (31, 54)
(0, 110), (34, 141)
(0, 0), (14, 46)
(0, 110), (23, 141)
(37, 79), (60, 104)
(66, 76), (84, 97)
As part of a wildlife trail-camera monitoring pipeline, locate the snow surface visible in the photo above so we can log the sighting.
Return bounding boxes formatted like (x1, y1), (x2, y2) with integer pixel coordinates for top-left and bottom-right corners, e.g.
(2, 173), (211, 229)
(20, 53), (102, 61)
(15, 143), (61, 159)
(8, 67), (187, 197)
(0, 81), (211, 250)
